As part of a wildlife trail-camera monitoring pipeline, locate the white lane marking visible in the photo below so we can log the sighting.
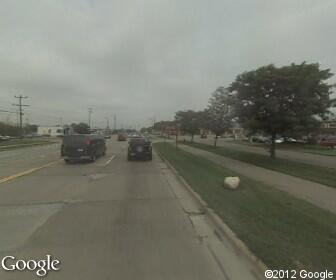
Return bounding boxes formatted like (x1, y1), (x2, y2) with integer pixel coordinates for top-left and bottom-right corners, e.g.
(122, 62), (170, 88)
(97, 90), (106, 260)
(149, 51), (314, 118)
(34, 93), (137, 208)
(104, 155), (116, 166)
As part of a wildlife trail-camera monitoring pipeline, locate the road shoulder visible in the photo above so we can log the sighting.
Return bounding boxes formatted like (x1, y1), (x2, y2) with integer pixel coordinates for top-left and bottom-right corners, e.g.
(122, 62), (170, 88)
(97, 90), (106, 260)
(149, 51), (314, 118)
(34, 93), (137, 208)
(155, 150), (266, 280)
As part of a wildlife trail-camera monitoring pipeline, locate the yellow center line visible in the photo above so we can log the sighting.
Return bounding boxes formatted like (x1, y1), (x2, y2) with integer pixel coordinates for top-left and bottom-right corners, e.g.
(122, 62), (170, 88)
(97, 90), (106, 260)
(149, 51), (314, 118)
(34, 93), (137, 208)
(0, 159), (61, 185)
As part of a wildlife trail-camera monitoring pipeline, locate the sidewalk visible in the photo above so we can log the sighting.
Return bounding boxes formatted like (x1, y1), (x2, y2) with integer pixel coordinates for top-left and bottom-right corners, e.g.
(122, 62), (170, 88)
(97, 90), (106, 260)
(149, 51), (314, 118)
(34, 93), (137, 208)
(179, 144), (336, 215)
(193, 136), (336, 169)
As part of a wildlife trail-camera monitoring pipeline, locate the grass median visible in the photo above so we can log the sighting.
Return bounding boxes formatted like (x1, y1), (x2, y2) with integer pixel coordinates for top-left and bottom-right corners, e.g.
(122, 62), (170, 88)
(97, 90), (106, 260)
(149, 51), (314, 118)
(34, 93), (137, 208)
(0, 139), (57, 151)
(154, 142), (336, 272)
(182, 141), (336, 188)
(237, 141), (336, 156)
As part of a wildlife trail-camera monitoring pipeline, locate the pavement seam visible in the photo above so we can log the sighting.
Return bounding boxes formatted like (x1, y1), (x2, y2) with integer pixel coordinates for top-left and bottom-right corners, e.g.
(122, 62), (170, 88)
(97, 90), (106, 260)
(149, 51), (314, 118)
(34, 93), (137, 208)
(0, 197), (177, 208)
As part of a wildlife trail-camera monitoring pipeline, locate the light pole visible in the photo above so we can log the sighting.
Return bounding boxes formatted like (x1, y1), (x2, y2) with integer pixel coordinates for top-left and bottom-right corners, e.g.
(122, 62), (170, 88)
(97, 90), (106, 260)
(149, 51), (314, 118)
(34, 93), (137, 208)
(88, 108), (93, 130)
(105, 117), (110, 129)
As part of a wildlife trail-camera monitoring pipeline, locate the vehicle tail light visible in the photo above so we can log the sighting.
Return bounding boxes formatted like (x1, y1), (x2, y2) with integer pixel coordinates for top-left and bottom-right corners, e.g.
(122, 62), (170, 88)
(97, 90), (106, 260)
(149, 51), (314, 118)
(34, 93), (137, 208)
(85, 139), (91, 145)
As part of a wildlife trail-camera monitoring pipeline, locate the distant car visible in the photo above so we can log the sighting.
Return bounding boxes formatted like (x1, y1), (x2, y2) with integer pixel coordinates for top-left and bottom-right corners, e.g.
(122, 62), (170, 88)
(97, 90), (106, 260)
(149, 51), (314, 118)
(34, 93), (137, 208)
(127, 137), (152, 161)
(118, 133), (127, 141)
(0, 135), (11, 141)
(284, 137), (297, 143)
(61, 134), (106, 163)
(320, 136), (336, 148)
(249, 135), (269, 143)
(24, 134), (34, 138)
(128, 132), (141, 138)
(200, 133), (207, 139)
(275, 137), (284, 144)
(104, 135), (111, 139)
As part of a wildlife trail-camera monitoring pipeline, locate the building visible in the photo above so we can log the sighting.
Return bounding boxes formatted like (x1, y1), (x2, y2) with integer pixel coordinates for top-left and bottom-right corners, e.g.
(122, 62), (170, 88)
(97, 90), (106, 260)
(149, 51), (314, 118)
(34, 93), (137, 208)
(37, 126), (65, 137)
(320, 120), (336, 135)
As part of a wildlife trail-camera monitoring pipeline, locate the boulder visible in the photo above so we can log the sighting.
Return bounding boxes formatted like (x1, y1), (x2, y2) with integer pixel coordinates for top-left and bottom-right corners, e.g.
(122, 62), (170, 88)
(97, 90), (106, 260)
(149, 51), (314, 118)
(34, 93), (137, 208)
(223, 177), (240, 190)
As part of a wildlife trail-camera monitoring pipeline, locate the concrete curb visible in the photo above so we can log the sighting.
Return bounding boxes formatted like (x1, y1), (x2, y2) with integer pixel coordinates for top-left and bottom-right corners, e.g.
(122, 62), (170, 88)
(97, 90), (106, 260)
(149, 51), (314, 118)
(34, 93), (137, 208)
(156, 150), (268, 278)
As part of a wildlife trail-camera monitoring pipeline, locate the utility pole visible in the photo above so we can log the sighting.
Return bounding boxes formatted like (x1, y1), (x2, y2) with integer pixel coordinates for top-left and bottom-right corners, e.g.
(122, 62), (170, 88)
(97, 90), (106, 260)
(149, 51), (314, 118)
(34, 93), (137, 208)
(12, 95), (29, 137)
(88, 108), (93, 130)
(105, 117), (110, 129)
(113, 114), (117, 131)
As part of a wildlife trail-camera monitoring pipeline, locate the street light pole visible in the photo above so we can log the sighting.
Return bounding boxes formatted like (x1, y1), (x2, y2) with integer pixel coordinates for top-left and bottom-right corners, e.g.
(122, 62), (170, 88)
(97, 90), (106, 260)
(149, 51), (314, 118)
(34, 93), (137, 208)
(88, 108), (93, 130)
(105, 117), (110, 129)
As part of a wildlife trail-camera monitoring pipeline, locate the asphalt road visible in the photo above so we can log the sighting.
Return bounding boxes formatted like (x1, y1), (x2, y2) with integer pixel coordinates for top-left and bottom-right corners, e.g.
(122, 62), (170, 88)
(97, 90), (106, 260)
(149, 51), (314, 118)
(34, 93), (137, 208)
(0, 137), (260, 280)
(192, 136), (336, 169)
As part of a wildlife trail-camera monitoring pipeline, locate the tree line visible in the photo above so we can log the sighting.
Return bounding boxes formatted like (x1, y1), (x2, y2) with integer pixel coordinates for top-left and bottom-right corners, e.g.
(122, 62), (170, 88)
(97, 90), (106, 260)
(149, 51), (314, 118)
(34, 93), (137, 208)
(0, 122), (37, 137)
(174, 62), (335, 158)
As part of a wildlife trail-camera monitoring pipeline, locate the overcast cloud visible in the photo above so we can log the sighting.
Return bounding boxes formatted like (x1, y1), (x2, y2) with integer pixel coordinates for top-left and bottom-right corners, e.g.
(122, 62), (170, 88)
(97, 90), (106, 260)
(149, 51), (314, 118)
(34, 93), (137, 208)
(0, 0), (335, 128)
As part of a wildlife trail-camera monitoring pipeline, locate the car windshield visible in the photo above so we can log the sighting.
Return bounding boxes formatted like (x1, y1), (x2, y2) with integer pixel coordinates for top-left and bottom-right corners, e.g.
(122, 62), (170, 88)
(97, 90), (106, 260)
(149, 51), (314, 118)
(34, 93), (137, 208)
(63, 135), (88, 145)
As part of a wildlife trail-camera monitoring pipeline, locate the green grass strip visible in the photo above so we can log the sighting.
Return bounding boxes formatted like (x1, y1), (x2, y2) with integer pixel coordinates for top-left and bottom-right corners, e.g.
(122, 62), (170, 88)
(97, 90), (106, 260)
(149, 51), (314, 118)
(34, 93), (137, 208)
(182, 141), (336, 188)
(0, 141), (56, 151)
(154, 142), (336, 272)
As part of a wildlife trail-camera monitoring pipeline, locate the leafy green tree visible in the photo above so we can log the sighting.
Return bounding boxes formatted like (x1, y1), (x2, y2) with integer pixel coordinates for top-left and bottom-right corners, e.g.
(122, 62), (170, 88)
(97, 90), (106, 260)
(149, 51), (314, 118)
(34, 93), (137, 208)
(230, 62), (334, 158)
(71, 122), (90, 134)
(207, 87), (234, 146)
(175, 110), (202, 142)
(24, 124), (38, 134)
(0, 122), (21, 136)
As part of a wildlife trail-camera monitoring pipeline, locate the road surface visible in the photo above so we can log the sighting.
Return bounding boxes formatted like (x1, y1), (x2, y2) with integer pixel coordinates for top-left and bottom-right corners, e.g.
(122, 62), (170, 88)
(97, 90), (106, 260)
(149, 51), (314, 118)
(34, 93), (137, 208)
(192, 136), (336, 169)
(0, 137), (261, 280)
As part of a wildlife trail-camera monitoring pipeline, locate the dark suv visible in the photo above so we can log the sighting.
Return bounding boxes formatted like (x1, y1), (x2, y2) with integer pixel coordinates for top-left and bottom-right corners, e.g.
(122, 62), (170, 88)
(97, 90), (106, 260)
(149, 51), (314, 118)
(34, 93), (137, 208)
(61, 134), (106, 163)
(127, 137), (152, 161)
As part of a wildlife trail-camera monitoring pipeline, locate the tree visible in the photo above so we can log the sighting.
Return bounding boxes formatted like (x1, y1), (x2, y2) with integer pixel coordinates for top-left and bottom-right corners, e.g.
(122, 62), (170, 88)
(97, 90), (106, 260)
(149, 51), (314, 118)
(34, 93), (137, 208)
(230, 62), (334, 158)
(25, 124), (38, 134)
(207, 87), (234, 147)
(0, 122), (21, 136)
(71, 122), (90, 134)
(175, 110), (202, 142)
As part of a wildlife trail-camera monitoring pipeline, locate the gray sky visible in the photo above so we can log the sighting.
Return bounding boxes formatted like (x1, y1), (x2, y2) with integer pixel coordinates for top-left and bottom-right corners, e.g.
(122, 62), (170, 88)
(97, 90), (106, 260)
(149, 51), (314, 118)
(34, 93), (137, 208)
(0, 0), (335, 128)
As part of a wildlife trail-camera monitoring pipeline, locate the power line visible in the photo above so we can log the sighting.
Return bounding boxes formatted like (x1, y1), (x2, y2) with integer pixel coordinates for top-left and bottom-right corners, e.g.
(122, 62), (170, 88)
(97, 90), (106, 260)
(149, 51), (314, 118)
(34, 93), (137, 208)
(0, 109), (17, 114)
(12, 95), (29, 137)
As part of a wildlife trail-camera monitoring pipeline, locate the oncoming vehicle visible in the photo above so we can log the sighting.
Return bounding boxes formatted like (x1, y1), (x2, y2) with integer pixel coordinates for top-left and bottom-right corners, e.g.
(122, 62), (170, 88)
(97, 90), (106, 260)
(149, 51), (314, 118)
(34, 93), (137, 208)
(127, 137), (152, 161)
(61, 134), (106, 163)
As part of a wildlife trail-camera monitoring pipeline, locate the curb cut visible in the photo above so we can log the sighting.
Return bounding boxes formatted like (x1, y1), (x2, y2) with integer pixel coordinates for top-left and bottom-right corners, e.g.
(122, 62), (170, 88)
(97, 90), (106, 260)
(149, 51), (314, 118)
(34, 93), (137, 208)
(156, 149), (268, 279)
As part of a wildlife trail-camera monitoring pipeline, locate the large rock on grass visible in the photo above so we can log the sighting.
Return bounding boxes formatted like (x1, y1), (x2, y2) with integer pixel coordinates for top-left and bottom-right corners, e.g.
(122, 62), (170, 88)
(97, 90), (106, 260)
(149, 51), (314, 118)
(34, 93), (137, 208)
(223, 177), (240, 190)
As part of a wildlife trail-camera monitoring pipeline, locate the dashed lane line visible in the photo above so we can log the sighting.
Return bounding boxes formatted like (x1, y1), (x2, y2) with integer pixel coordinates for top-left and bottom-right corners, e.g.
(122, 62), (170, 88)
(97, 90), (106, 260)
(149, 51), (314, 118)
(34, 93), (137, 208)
(104, 155), (116, 166)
